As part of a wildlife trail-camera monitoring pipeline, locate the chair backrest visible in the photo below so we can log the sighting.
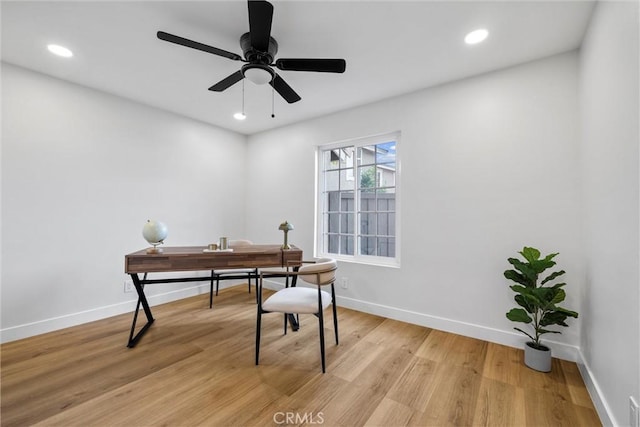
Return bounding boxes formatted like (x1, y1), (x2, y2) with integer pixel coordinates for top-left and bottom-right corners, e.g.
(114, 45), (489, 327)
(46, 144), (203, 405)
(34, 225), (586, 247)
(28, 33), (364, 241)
(229, 239), (253, 246)
(298, 258), (337, 286)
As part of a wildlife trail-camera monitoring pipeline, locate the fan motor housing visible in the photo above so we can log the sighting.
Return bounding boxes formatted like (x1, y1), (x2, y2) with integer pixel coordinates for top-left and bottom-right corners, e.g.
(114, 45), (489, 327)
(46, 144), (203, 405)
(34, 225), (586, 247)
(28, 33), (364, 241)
(240, 32), (278, 64)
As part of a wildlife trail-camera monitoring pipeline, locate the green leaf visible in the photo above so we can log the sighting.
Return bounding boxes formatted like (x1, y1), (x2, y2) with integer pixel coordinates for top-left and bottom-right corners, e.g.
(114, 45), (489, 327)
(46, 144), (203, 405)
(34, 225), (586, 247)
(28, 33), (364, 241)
(555, 306), (579, 318)
(514, 294), (534, 313)
(504, 269), (531, 287)
(549, 288), (566, 305)
(520, 247), (540, 263)
(519, 291), (543, 307)
(509, 284), (528, 294)
(537, 328), (562, 335)
(530, 258), (556, 274)
(541, 270), (565, 285)
(540, 311), (569, 327)
(506, 308), (532, 323)
(508, 258), (537, 282)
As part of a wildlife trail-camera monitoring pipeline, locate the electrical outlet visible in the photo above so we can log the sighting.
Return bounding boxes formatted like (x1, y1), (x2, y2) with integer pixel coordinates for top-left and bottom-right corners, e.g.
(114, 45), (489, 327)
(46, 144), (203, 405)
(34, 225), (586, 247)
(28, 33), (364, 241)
(124, 280), (134, 293)
(630, 396), (639, 427)
(340, 277), (348, 289)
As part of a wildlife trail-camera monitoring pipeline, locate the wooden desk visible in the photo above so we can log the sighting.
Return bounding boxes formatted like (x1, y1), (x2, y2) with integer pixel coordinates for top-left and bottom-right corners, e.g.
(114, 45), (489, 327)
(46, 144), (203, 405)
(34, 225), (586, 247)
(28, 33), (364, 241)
(124, 244), (302, 348)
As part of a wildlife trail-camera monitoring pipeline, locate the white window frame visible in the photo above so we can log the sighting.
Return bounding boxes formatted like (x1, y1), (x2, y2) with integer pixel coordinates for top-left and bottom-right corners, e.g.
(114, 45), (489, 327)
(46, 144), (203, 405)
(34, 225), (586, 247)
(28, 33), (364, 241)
(315, 131), (401, 267)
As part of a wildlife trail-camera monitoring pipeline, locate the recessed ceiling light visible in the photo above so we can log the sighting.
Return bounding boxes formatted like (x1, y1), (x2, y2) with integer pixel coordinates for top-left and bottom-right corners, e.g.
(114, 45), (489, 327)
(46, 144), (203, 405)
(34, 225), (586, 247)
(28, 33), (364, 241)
(233, 112), (246, 120)
(464, 29), (489, 45)
(47, 44), (73, 58)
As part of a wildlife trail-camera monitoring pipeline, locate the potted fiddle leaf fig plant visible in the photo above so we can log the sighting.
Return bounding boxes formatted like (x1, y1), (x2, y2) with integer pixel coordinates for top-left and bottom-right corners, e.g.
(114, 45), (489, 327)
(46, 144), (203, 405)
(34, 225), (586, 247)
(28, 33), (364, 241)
(504, 246), (578, 372)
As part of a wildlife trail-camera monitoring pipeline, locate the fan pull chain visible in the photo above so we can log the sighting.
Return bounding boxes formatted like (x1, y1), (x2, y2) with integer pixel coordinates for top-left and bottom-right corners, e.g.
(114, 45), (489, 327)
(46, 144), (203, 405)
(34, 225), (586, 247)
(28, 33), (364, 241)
(271, 85), (275, 118)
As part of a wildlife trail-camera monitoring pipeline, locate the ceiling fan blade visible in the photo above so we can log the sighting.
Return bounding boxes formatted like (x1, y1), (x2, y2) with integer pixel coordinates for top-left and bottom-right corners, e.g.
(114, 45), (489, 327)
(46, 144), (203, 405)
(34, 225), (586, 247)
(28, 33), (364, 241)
(270, 74), (301, 104)
(208, 70), (245, 92)
(248, 0), (273, 52)
(157, 31), (242, 61)
(275, 58), (346, 73)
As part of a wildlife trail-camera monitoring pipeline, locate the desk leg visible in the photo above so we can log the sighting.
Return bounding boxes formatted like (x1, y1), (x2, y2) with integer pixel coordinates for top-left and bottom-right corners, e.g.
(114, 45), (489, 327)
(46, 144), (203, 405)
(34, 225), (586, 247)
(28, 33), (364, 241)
(287, 268), (300, 331)
(127, 273), (155, 348)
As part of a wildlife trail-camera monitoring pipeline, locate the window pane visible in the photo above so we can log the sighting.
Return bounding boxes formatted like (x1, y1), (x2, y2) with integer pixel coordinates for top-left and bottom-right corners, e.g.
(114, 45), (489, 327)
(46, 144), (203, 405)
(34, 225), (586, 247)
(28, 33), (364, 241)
(377, 212), (393, 235)
(377, 164), (396, 187)
(358, 165), (377, 190)
(377, 237), (396, 257)
(359, 191), (375, 211)
(357, 145), (377, 166)
(327, 191), (340, 212)
(328, 213), (340, 233)
(340, 170), (355, 190)
(324, 147), (355, 169)
(359, 236), (376, 255)
(377, 141), (396, 163)
(377, 192), (395, 210)
(328, 234), (339, 253)
(340, 235), (354, 255)
(341, 191), (354, 212)
(360, 212), (376, 235)
(343, 213), (354, 234)
(325, 170), (339, 191)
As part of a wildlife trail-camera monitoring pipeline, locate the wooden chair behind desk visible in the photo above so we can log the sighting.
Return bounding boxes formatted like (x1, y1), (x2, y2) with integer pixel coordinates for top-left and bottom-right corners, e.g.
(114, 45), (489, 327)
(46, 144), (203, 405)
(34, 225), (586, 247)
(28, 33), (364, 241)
(209, 239), (258, 308)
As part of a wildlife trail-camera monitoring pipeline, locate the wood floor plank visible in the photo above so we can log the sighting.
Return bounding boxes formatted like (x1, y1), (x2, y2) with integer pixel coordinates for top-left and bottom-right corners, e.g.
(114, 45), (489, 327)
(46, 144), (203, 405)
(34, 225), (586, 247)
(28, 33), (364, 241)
(411, 362), (483, 426)
(385, 356), (439, 411)
(471, 377), (526, 426)
(1, 285), (602, 427)
(364, 397), (420, 426)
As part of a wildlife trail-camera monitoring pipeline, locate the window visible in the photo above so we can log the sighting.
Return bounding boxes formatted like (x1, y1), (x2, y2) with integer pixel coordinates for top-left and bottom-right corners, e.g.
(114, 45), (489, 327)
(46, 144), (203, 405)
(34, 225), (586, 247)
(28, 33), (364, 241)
(316, 132), (399, 266)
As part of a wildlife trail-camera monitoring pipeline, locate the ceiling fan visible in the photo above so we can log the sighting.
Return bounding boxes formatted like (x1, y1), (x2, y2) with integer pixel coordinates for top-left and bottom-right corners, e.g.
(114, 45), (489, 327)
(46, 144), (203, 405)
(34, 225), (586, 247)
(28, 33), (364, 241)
(157, 0), (346, 104)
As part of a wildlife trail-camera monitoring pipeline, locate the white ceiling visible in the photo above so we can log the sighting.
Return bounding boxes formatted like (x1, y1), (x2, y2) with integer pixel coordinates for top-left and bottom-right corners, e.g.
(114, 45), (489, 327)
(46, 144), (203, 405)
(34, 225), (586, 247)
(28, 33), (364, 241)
(1, 1), (595, 135)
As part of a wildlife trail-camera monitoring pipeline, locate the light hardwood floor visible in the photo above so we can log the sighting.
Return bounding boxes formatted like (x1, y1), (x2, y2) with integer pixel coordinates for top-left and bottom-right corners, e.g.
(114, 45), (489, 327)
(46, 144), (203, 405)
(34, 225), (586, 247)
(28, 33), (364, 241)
(1, 285), (600, 426)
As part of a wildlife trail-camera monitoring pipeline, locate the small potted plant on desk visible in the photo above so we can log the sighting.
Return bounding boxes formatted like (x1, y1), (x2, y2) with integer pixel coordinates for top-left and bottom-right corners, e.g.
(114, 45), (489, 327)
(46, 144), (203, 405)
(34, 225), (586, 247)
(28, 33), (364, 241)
(504, 246), (579, 372)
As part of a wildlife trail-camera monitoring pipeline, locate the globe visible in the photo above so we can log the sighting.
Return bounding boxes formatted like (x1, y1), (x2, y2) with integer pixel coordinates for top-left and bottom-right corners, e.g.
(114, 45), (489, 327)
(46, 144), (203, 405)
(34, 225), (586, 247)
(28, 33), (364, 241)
(142, 220), (168, 253)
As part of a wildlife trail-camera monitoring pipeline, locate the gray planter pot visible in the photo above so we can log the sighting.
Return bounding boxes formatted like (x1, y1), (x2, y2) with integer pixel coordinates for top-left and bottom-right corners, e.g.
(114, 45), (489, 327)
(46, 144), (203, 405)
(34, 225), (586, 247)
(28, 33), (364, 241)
(524, 341), (551, 372)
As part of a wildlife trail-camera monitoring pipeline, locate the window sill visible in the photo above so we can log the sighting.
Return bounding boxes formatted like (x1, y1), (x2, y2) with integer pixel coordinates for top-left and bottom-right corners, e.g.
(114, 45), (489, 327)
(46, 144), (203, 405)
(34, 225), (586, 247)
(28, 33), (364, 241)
(317, 253), (400, 269)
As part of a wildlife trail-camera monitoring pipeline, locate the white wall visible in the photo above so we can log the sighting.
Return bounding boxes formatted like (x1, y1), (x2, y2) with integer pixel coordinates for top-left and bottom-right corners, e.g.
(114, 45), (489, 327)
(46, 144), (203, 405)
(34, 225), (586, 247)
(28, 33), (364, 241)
(580, 1), (640, 426)
(247, 52), (584, 359)
(1, 63), (248, 341)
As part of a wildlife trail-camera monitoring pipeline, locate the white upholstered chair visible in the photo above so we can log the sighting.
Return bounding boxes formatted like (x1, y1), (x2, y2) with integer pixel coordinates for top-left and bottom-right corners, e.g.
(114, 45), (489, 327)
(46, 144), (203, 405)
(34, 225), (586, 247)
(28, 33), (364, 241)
(209, 239), (258, 308)
(255, 258), (339, 373)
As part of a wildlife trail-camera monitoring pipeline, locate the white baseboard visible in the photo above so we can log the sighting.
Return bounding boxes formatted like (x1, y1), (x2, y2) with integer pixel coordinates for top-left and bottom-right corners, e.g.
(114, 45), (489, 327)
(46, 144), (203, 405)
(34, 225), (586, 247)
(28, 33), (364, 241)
(0, 283), (211, 344)
(576, 350), (616, 426)
(261, 281), (580, 362)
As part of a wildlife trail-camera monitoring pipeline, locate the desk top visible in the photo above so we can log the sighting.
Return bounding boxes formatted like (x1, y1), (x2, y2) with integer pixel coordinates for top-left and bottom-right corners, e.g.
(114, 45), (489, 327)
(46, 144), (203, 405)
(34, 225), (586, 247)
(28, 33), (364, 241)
(125, 244), (302, 273)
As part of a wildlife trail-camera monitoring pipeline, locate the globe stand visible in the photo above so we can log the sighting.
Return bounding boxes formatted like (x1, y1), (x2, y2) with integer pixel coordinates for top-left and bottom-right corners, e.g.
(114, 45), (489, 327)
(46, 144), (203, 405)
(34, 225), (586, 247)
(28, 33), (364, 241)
(146, 245), (163, 254)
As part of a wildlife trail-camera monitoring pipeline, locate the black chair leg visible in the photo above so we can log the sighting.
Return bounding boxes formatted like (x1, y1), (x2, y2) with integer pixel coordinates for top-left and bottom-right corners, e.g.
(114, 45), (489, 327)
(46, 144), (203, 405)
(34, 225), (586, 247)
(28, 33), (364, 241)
(209, 273), (214, 309)
(331, 284), (339, 344)
(318, 309), (326, 373)
(215, 278), (220, 296)
(256, 308), (262, 365)
(283, 313), (288, 335)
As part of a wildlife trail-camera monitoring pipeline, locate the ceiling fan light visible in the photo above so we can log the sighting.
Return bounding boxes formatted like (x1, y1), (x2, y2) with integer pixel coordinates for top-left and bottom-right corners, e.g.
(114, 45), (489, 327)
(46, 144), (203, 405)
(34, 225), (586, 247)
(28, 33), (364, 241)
(465, 29), (489, 45)
(243, 66), (274, 85)
(47, 44), (73, 58)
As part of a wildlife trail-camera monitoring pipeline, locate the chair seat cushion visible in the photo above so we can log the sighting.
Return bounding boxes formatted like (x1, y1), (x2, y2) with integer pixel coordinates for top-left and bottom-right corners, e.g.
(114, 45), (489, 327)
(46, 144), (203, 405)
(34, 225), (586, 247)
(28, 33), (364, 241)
(213, 268), (256, 275)
(263, 287), (332, 314)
